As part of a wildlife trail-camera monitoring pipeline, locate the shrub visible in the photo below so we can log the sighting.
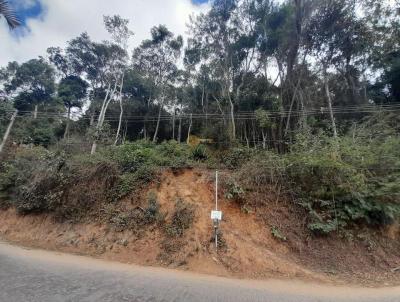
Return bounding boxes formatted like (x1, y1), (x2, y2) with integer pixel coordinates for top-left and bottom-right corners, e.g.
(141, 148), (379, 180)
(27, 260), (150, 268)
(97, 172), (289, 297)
(224, 178), (245, 202)
(166, 198), (195, 237)
(110, 140), (191, 172)
(191, 144), (208, 161)
(109, 192), (163, 232)
(219, 147), (255, 169)
(286, 130), (400, 233)
(235, 152), (286, 192)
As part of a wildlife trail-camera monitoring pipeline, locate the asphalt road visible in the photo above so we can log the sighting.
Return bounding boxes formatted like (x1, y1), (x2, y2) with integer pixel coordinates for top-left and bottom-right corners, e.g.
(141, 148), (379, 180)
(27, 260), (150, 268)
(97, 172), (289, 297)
(1, 241), (400, 302)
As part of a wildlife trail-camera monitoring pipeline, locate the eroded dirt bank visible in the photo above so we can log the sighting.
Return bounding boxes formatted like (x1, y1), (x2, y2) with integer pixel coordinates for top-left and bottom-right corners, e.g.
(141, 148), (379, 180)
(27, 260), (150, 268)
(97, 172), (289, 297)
(1, 168), (400, 287)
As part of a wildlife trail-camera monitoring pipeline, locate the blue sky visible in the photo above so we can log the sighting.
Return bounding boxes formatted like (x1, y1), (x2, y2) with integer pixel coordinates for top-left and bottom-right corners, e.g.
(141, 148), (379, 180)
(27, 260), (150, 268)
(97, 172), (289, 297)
(9, 0), (43, 26)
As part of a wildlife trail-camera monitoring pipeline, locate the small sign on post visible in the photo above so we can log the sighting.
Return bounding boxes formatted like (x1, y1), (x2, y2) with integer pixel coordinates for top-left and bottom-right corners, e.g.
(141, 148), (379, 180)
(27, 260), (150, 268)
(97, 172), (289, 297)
(211, 210), (222, 221)
(211, 171), (222, 251)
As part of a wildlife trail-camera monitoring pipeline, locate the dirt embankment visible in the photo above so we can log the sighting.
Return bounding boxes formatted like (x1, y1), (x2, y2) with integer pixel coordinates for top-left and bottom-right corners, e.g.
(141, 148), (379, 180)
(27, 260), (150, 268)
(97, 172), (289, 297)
(1, 168), (400, 286)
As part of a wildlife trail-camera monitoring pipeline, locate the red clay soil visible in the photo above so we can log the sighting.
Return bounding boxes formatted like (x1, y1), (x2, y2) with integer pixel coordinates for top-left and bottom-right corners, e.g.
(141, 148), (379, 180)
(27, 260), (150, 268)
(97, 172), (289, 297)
(0, 168), (400, 286)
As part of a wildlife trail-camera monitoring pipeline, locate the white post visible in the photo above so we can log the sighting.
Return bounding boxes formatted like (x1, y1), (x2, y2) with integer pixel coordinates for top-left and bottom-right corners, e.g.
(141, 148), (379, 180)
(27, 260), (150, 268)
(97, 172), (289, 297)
(215, 170), (218, 250)
(215, 170), (218, 210)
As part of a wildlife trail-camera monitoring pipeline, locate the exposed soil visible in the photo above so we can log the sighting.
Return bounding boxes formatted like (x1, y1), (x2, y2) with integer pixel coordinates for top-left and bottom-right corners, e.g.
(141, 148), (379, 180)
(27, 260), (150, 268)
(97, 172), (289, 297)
(1, 168), (400, 286)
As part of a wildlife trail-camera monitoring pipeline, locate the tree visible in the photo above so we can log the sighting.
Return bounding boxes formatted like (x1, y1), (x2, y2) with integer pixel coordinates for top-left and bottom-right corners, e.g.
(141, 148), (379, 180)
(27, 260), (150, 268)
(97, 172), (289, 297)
(133, 25), (183, 142)
(58, 75), (88, 139)
(103, 15), (134, 145)
(304, 0), (364, 138)
(0, 0), (20, 29)
(186, 0), (258, 140)
(63, 32), (127, 154)
(6, 58), (56, 118)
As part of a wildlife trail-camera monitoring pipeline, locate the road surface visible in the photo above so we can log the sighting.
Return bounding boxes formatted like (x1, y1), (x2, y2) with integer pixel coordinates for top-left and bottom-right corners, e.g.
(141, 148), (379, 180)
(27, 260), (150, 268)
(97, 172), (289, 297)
(0, 241), (399, 302)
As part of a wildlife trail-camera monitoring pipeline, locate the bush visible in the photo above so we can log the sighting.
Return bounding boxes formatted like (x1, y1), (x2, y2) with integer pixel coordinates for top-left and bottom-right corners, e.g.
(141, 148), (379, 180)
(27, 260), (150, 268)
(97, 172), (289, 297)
(0, 147), (50, 209)
(111, 166), (156, 200)
(219, 147), (255, 169)
(110, 140), (191, 172)
(224, 178), (245, 202)
(109, 192), (163, 232)
(191, 144), (208, 161)
(166, 198), (195, 237)
(286, 130), (400, 233)
(235, 152), (286, 192)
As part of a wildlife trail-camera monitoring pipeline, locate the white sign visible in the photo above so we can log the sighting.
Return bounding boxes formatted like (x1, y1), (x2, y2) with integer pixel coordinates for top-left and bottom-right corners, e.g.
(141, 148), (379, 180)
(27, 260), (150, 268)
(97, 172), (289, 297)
(211, 210), (222, 220)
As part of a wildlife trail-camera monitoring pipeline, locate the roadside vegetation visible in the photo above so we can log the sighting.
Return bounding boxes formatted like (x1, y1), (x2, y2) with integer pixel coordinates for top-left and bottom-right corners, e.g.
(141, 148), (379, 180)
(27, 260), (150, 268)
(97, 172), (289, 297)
(1, 111), (399, 236)
(0, 0), (400, 240)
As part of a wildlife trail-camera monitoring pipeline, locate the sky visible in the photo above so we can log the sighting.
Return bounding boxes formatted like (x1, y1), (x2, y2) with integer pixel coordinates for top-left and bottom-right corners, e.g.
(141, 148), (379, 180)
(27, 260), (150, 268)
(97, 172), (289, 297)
(0, 0), (210, 66)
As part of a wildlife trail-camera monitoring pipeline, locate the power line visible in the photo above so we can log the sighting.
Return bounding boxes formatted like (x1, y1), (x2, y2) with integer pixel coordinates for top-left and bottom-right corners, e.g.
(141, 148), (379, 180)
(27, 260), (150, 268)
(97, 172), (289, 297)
(2, 103), (400, 121)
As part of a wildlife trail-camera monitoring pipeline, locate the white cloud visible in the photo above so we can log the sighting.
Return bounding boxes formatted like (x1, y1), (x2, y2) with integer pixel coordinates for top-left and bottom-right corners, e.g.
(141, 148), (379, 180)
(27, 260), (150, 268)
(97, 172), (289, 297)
(0, 0), (210, 66)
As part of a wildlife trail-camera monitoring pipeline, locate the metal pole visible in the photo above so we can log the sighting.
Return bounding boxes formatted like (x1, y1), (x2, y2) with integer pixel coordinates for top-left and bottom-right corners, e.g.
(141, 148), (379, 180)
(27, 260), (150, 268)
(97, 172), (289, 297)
(215, 170), (218, 251)
(215, 227), (218, 252)
(215, 170), (218, 210)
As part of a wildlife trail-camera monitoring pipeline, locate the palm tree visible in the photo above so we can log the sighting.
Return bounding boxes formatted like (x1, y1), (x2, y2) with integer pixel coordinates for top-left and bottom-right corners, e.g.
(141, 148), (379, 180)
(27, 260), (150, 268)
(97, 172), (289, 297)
(0, 0), (21, 29)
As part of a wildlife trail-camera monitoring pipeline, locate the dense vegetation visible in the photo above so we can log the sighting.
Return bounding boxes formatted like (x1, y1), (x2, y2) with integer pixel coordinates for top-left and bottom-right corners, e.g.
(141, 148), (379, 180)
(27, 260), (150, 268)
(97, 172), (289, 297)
(0, 0), (400, 235)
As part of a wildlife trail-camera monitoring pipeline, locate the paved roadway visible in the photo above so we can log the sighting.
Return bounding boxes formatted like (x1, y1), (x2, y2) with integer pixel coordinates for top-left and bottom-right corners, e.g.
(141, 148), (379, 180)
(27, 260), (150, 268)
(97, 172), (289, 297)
(0, 241), (399, 302)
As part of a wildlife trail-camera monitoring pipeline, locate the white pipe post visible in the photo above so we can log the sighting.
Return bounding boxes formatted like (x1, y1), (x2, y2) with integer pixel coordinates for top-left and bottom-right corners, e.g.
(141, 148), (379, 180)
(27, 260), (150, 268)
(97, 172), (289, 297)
(215, 170), (218, 251)
(215, 170), (218, 210)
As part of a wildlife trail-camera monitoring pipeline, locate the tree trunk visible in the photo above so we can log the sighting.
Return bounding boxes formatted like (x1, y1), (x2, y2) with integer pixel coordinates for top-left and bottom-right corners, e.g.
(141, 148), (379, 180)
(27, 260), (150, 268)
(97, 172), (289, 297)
(252, 120), (257, 149)
(228, 96), (236, 140)
(172, 110), (175, 140)
(178, 113), (182, 143)
(91, 81), (117, 155)
(114, 74), (125, 146)
(0, 110), (18, 154)
(284, 78), (301, 137)
(261, 130), (267, 149)
(152, 97), (164, 143)
(114, 98), (123, 146)
(244, 123), (249, 148)
(33, 105), (38, 119)
(123, 120), (128, 144)
(324, 71), (338, 138)
(63, 106), (71, 140)
(187, 113), (193, 145)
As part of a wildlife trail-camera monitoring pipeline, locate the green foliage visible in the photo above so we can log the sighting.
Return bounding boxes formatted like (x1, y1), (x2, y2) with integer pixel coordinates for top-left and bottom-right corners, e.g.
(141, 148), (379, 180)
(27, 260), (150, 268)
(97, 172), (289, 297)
(231, 117), (400, 234)
(0, 149), (68, 214)
(220, 147), (255, 169)
(236, 151), (286, 191)
(0, 147), (48, 201)
(110, 140), (191, 171)
(10, 117), (62, 147)
(165, 198), (195, 237)
(287, 128), (400, 233)
(111, 166), (156, 200)
(307, 221), (339, 235)
(191, 144), (208, 161)
(271, 226), (287, 241)
(109, 192), (163, 232)
(224, 178), (245, 202)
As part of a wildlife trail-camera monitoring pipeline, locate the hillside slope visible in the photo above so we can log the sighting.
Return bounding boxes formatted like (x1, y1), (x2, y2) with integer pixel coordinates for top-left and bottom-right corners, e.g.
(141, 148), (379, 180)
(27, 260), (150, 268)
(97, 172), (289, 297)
(1, 168), (400, 286)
